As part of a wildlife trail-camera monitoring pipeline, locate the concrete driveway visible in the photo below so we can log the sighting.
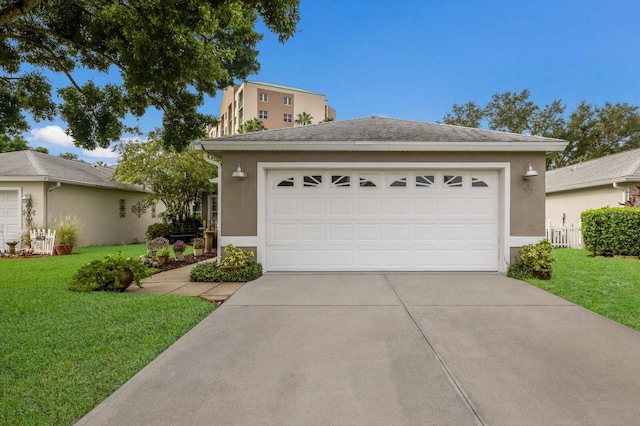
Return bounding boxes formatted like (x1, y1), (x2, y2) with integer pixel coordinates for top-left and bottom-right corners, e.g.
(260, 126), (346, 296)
(78, 273), (640, 425)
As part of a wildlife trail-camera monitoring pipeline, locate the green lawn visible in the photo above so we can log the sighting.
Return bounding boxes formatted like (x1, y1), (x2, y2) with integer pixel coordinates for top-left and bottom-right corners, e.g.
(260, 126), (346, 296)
(0, 245), (215, 425)
(527, 249), (640, 332)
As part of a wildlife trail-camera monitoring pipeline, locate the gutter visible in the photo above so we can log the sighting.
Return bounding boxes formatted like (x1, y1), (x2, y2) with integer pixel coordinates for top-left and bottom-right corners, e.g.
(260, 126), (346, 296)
(613, 182), (628, 204)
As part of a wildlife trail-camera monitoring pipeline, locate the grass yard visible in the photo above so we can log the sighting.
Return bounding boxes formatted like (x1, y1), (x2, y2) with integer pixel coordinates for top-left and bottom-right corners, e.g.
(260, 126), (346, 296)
(527, 249), (640, 332)
(0, 245), (215, 425)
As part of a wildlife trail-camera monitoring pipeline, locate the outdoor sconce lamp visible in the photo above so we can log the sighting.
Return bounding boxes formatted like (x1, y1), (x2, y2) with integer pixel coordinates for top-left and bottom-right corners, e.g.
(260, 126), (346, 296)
(523, 162), (538, 179)
(232, 163), (247, 180)
(22, 193), (35, 227)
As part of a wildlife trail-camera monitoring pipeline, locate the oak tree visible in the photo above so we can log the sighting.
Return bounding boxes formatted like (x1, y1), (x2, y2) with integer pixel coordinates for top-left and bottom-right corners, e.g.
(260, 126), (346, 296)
(1, 0), (300, 151)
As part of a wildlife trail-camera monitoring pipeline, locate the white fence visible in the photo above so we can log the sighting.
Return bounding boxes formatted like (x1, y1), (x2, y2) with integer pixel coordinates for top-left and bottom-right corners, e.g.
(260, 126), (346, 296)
(30, 229), (56, 255)
(545, 220), (582, 248)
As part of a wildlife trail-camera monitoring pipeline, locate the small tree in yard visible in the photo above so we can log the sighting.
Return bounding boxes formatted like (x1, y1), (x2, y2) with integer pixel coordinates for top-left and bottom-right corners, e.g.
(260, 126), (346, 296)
(112, 134), (216, 224)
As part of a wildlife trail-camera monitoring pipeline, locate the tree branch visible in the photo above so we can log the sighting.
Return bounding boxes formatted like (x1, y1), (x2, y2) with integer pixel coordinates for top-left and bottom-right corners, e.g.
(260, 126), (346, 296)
(0, 0), (42, 27)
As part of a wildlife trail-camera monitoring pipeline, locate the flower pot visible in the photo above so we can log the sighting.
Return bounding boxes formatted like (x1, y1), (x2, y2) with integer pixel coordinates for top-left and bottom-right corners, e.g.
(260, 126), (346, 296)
(117, 268), (134, 292)
(157, 255), (169, 266)
(55, 244), (73, 255)
(193, 248), (203, 257)
(175, 252), (184, 261)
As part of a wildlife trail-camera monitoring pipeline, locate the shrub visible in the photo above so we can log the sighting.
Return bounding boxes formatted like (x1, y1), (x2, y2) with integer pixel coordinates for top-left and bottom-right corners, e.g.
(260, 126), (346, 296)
(146, 223), (173, 240)
(190, 262), (262, 283)
(69, 252), (152, 292)
(220, 244), (255, 267)
(582, 207), (640, 256)
(509, 239), (555, 280)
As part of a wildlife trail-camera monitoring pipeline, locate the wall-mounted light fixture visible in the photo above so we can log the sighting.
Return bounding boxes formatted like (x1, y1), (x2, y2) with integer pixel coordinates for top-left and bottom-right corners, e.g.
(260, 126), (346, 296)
(232, 163), (247, 180)
(21, 193), (35, 227)
(523, 162), (538, 179)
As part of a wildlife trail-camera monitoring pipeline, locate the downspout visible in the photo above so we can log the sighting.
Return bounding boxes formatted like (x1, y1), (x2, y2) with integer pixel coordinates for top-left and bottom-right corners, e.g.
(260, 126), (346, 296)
(46, 182), (62, 228)
(201, 147), (221, 262)
(613, 182), (627, 205)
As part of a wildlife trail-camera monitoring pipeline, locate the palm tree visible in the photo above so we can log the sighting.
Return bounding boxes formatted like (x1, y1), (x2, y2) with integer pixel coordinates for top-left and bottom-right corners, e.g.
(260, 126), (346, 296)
(295, 112), (313, 126)
(237, 118), (266, 133)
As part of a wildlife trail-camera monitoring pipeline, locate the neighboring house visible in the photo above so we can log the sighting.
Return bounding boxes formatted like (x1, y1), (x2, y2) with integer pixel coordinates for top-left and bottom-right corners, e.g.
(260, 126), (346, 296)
(200, 116), (567, 273)
(210, 81), (336, 137)
(0, 151), (164, 248)
(546, 148), (640, 225)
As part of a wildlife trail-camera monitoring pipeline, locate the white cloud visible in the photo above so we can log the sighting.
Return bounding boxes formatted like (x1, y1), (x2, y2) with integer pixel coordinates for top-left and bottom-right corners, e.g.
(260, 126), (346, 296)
(27, 125), (75, 147)
(82, 147), (120, 159)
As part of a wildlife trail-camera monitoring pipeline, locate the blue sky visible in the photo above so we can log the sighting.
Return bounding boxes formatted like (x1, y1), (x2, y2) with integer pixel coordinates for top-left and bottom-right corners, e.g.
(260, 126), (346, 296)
(23, 0), (640, 162)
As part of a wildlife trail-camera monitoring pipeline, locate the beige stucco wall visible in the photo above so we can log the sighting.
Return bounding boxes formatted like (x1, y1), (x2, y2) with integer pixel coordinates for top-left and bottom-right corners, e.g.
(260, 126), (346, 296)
(546, 185), (628, 225)
(218, 151), (547, 264)
(42, 183), (163, 246)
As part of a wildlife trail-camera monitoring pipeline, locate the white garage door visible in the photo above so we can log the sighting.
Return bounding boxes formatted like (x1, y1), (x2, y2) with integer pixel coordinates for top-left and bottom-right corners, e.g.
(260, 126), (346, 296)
(0, 190), (21, 245)
(266, 170), (499, 271)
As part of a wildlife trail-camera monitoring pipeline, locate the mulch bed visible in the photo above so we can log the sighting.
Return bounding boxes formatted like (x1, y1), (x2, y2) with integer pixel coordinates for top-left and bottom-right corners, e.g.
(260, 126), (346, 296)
(157, 252), (216, 272)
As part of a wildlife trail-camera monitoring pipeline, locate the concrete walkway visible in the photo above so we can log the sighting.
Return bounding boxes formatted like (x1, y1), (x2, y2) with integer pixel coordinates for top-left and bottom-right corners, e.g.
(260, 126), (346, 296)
(79, 273), (640, 425)
(126, 257), (244, 304)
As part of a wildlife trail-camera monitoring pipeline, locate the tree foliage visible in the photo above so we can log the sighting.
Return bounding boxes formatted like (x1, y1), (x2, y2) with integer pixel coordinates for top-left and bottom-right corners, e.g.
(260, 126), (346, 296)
(1, 0), (300, 151)
(112, 135), (217, 222)
(0, 133), (47, 153)
(237, 117), (265, 133)
(442, 89), (640, 168)
(0, 134), (28, 152)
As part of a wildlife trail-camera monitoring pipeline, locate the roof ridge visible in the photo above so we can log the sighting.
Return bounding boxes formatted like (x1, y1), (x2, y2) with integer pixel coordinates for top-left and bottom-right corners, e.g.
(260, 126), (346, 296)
(25, 150), (48, 176)
(549, 147), (640, 175)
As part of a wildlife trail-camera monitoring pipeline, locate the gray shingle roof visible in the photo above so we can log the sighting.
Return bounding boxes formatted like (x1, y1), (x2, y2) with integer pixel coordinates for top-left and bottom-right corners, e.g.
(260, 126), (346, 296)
(546, 148), (640, 192)
(213, 116), (567, 143)
(0, 150), (140, 190)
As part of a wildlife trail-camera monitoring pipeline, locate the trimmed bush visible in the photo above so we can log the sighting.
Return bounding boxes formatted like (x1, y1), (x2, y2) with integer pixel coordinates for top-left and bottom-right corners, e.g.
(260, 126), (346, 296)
(190, 262), (263, 283)
(581, 207), (640, 256)
(146, 222), (173, 240)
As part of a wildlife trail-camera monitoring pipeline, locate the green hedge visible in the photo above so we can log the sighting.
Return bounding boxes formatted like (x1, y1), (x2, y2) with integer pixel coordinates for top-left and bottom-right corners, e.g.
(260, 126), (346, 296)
(190, 262), (263, 282)
(581, 207), (640, 256)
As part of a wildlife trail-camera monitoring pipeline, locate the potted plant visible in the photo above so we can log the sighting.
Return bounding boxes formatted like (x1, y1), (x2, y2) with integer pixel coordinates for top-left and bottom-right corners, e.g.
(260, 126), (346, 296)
(69, 251), (151, 292)
(192, 237), (204, 257)
(156, 248), (170, 266)
(173, 240), (186, 261)
(53, 215), (81, 255)
(220, 244), (255, 270)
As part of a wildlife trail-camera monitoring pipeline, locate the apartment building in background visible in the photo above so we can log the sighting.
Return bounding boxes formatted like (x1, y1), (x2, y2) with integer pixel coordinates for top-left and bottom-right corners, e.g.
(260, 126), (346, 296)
(210, 81), (336, 137)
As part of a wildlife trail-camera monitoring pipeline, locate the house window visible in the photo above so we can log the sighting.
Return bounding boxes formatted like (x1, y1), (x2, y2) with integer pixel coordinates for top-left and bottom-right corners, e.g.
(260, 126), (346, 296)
(284, 113), (292, 123)
(471, 178), (489, 187)
(303, 175), (322, 187)
(284, 96), (292, 106)
(444, 175), (463, 188)
(331, 175), (351, 187)
(277, 177), (295, 187)
(416, 175), (435, 187)
(359, 178), (376, 187)
(390, 178), (407, 187)
(259, 110), (268, 119)
(259, 93), (268, 102)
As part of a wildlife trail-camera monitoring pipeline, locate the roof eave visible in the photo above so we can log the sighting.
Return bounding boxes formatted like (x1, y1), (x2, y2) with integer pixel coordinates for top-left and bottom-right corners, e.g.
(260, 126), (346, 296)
(199, 140), (569, 154)
(546, 176), (640, 193)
